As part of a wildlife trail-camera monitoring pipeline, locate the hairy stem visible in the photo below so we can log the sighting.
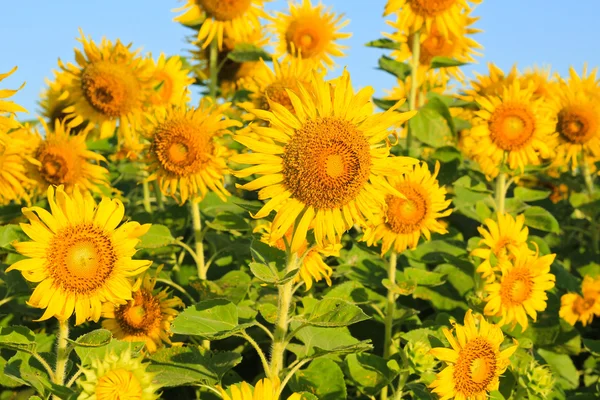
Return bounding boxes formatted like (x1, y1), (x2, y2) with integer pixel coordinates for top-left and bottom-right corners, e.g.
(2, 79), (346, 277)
(209, 38), (219, 100)
(190, 201), (206, 280)
(581, 154), (595, 195)
(381, 251), (398, 400)
(153, 181), (165, 211)
(53, 320), (70, 396)
(142, 181), (152, 214)
(495, 172), (507, 215)
(239, 331), (271, 379)
(406, 30), (421, 156)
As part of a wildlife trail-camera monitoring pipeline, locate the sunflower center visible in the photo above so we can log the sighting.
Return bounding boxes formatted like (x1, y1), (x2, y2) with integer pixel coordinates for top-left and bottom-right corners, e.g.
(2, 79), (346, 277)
(153, 71), (174, 104)
(493, 237), (514, 259)
(286, 18), (331, 58)
(47, 224), (116, 294)
(198, 0), (252, 21)
(81, 61), (140, 117)
(114, 289), (162, 335)
(153, 118), (214, 177)
(500, 267), (533, 305)
(414, 27), (455, 65)
(96, 368), (143, 400)
(261, 79), (298, 112)
(385, 183), (428, 234)
(37, 143), (79, 186)
(488, 104), (536, 150)
(410, 0), (457, 17)
(573, 296), (596, 314)
(282, 117), (371, 209)
(453, 337), (497, 396)
(557, 106), (597, 144)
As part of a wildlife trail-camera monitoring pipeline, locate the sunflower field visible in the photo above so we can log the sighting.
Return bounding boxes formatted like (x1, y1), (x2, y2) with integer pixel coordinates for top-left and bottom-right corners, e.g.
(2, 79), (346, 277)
(1, 0), (600, 399)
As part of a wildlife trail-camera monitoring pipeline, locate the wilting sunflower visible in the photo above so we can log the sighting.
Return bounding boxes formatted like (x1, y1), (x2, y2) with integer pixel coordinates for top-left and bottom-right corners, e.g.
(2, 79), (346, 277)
(384, 0), (482, 38)
(7, 185), (151, 325)
(28, 120), (110, 195)
(59, 31), (153, 139)
(218, 377), (301, 400)
(144, 101), (241, 204)
(471, 213), (531, 283)
(174, 0), (267, 50)
(483, 247), (556, 331)
(362, 162), (452, 254)
(269, 0), (351, 69)
(0, 130), (37, 205)
(0, 67), (27, 130)
(78, 350), (160, 400)
(559, 275), (600, 327)
(429, 310), (518, 400)
(102, 268), (183, 353)
(148, 54), (193, 107)
(469, 80), (556, 178)
(233, 70), (418, 252)
(548, 66), (600, 167)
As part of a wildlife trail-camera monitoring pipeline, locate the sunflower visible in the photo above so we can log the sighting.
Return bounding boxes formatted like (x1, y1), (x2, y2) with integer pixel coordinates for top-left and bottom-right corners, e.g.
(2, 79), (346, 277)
(429, 309), (518, 400)
(362, 162), (452, 254)
(0, 130), (37, 205)
(471, 213), (532, 283)
(7, 185), (152, 325)
(174, 0), (267, 50)
(547, 66), (600, 167)
(269, 0), (351, 69)
(233, 70), (418, 252)
(384, 0), (482, 38)
(148, 54), (193, 107)
(38, 70), (85, 132)
(387, 13), (482, 82)
(461, 63), (518, 102)
(59, 31), (153, 139)
(77, 350), (160, 400)
(559, 275), (600, 326)
(144, 101), (241, 204)
(218, 377), (301, 400)
(519, 66), (555, 101)
(469, 80), (557, 178)
(102, 268), (184, 353)
(385, 69), (449, 113)
(28, 120), (110, 196)
(483, 247), (556, 331)
(0, 67), (27, 130)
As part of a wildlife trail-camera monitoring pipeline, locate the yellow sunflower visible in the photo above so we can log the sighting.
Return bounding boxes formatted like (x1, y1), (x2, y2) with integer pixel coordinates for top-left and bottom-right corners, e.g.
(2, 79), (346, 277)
(483, 248), (556, 331)
(28, 120), (110, 196)
(144, 101), (241, 204)
(559, 275), (600, 327)
(385, 68), (449, 115)
(471, 213), (532, 283)
(462, 63), (518, 101)
(469, 80), (557, 178)
(384, 0), (482, 38)
(429, 309), (518, 400)
(548, 66), (600, 167)
(0, 130), (37, 205)
(148, 54), (193, 107)
(218, 377), (301, 400)
(232, 70), (418, 252)
(77, 350), (160, 400)
(269, 0), (351, 69)
(7, 185), (152, 325)
(0, 67), (27, 131)
(362, 161), (452, 254)
(519, 65), (555, 101)
(102, 268), (184, 353)
(59, 31), (153, 139)
(174, 0), (267, 50)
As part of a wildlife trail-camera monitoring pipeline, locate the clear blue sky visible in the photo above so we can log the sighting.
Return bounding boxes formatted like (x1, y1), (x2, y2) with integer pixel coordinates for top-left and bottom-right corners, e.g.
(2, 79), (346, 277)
(2, 0), (599, 116)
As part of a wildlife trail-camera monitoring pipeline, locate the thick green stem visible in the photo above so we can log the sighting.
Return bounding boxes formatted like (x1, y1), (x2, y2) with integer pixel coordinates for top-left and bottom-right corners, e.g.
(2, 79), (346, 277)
(581, 155), (595, 195)
(406, 30), (421, 156)
(142, 181), (152, 214)
(53, 320), (69, 395)
(381, 252), (398, 400)
(153, 181), (164, 211)
(190, 201), (206, 280)
(393, 347), (410, 400)
(208, 38), (219, 100)
(269, 253), (298, 379)
(495, 172), (507, 215)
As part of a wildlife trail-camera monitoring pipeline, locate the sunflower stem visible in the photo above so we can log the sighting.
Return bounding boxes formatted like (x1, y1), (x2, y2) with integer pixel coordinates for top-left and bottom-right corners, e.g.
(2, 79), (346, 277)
(53, 320), (70, 393)
(239, 331), (271, 379)
(393, 346), (410, 400)
(269, 252), (298, 379)
(190, 200), (209, 349)
(495, 172), (507, 215)
(208, 38), (219, 100)
(581, 153), (595, 195)
(381, 251), (398, 400)
(153, 181), (165, 211)
(142, 181), (152, 214)
(406, 30), (421, 156)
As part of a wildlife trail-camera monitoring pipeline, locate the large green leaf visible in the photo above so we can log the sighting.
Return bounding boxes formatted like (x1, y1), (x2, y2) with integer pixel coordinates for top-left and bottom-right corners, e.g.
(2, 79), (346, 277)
(537, 349), (578, 390)
(297, 298), (370, 327)
(344, 353), (400, 396)
(409, 104), (453, 148)
(514, 187), (551, 202)
(0, 224), (27, 252)
(365, 38), (402, 50)
(378, 56), (411, 80)
(138, 224), (176, 249)
(75, 338), (144, 366)
(69, 329), (112, 348)
(289, 358), (347, 400)
(0, 326), (36, 353)
(524, 207), (560, 233)
(227, 43), (271, 62)
(430, 56), (467, 69)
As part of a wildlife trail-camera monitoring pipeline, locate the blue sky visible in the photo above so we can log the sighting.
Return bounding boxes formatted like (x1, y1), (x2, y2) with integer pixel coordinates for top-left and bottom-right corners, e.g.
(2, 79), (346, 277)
(2, 0), (599, 117)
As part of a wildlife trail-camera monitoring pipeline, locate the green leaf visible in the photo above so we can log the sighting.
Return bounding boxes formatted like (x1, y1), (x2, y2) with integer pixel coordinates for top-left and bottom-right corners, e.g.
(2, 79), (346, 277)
(409, 104), (453, 148)
(205, 212), (250, 232)
(289, 358), (347, 400)
(537, 349), (578, 390)
(403, 267), (446, 286)
(0, 224), (27, 252)
(250, 239), (287, 270)
(0, 326), (36, 353)
(524, 206), (560, 233)
(426, 97), (456, 136)
(299, 298), (370, 327)
(514, 187), (551, 202)
(291, 324), (371, 359)
(373, 97), (402, 111)
(344, 353), (400, 396)
(147, 346), (241, 387)
(432, 146), (462, 162)
(378, 56), (411, 80)
(258, 302), (278, 324)
(382, 278), (416, 296)
(138, 224), (176, 248)
(430, 56), (467, 69)
(249, 262), (278, 283)
(227, 43), (271, 62)
(75, 339), (144, 366)
(71, 329), (112, 348)
(365, 38), (402, 49)
(583, 338), (600, 356)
